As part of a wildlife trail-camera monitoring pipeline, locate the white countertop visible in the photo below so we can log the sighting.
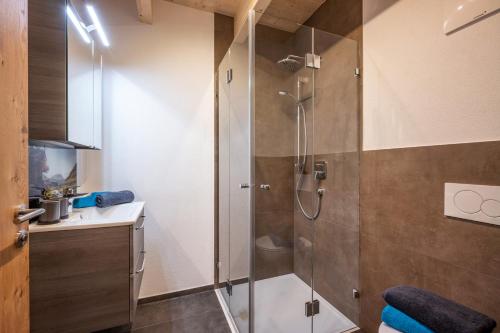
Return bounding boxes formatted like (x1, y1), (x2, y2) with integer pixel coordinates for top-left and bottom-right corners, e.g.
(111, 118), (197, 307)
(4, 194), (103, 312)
(30, 201), (145, 233)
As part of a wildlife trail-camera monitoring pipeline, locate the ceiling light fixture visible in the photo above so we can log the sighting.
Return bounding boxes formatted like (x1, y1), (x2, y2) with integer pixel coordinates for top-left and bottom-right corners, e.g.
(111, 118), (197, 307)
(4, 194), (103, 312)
(86, 5), (110, 47)
(67, 5), (91, 44)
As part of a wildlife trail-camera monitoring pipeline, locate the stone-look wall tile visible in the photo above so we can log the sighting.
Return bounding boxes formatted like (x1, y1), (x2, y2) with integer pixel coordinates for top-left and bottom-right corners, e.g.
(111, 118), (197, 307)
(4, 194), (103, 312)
(314, 37), (359, 155)
(314, 219), (360, 322)
(294, 152), (360, 325)
(255, 156), (294, 280)
(360, 141), (500, 333)
(317, 152), (360, 231)
(294, 210), (314, 284)
(255, 156), (294, 212)
(255, 26), (296, 158)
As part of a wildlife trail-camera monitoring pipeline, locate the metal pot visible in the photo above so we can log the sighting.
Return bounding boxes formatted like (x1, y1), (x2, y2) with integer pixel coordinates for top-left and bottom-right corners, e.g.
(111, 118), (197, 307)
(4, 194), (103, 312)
(59, 197), (69, 219)
(39, 200), (60, 224)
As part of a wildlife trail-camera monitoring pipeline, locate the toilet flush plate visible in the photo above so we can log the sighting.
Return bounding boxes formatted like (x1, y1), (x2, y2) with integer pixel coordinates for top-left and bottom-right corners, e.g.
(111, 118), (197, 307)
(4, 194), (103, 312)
(444, 183), (500, 226)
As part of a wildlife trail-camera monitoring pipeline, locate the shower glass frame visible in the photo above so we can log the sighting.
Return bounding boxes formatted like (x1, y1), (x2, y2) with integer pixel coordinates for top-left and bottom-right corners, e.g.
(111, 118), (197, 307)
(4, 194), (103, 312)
(218, 8), (360, 333)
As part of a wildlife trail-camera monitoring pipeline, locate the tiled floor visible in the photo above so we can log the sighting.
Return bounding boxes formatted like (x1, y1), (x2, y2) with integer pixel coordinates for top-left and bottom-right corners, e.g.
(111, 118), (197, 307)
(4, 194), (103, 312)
(98, 290), (231, 333)
(132, 290), (231, 333)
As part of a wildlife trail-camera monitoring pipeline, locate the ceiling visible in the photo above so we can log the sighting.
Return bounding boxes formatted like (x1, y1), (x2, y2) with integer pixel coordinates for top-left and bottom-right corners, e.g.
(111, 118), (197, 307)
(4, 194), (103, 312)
(163, 0), (326, 32)
(164, 0), (242, 17)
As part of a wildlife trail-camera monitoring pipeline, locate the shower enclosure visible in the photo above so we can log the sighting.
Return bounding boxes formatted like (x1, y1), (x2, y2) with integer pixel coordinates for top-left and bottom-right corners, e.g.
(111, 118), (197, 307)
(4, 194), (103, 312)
(218, 10), (360, 333)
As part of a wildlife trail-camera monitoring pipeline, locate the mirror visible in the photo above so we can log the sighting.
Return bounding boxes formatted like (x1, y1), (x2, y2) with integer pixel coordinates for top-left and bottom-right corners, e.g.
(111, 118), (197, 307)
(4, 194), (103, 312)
(67, 1), (95, 147)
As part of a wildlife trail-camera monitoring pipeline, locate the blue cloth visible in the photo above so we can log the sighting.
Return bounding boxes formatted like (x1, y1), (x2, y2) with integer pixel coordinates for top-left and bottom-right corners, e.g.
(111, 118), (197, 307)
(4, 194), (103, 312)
(72, 192), (105, 208)
(382, 305), (435, 333)
(384, 285), (496, 333)
(96, 191), (134, 208)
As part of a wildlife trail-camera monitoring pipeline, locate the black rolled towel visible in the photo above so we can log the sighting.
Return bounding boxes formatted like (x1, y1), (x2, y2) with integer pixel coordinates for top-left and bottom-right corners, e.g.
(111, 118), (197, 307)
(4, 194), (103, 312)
(383, 285), (496, 333)
(96, 191), (135, 208)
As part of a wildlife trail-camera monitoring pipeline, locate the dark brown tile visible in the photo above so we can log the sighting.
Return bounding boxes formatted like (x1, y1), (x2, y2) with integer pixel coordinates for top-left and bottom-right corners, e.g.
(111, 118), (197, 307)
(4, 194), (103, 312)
(255, 156), (294, 212)
(360, 141), (500, 333)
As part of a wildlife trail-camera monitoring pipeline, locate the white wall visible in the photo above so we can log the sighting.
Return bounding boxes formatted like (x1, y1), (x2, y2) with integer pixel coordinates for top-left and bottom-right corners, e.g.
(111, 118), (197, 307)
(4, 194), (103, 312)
(363, 0), (500, 150)
(78, 0), (214, 297)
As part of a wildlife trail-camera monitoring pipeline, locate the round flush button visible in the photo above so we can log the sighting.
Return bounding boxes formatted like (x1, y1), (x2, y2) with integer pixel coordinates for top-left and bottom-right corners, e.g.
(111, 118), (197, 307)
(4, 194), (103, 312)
(454, 190), (483, 214)
(481, 199), (500, 218)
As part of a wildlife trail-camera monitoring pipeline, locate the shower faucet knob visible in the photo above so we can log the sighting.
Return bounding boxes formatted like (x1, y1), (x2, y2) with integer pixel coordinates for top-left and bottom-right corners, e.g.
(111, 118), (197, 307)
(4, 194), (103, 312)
(259, 184), (271, 191)
(314, 160), (327, 180)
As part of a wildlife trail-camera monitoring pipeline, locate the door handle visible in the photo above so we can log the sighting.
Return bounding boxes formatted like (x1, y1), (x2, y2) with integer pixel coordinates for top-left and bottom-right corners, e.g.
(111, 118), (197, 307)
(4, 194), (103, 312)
(16, 206), (46, 224)
(259, 184), (271, 191)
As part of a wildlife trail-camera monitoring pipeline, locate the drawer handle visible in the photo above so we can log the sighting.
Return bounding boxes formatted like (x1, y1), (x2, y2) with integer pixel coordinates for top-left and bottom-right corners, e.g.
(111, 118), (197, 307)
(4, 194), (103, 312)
(135, 220), (145, 230)
(136, 254), (146, 274)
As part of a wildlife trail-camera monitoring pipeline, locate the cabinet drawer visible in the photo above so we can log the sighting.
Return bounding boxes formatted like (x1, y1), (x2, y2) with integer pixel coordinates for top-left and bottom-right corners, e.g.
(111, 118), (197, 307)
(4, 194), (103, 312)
(132, 212), (145, 274)
(131, 250), (145, 321)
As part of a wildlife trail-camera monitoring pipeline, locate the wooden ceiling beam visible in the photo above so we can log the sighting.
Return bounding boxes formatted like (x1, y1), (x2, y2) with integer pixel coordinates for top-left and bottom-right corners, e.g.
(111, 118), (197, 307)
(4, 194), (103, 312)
(136, 0), (153, 24)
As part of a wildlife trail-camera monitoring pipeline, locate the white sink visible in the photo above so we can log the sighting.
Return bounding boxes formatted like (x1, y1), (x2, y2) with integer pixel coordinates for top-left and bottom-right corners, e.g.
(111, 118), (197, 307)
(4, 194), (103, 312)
(30, 201), (145, 233)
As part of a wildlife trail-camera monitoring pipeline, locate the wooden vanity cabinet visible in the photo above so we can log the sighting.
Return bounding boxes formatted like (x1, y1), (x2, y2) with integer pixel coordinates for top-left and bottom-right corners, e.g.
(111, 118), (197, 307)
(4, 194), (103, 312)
(29, 213), (145, 333)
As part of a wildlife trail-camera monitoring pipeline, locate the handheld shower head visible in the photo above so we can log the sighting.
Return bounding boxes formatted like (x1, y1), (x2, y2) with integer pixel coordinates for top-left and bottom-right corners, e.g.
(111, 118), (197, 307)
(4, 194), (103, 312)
(277, 90), (296, 100)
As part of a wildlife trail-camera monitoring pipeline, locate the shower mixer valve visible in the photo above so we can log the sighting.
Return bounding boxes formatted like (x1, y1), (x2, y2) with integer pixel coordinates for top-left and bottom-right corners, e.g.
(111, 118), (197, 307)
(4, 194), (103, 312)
(314, 160), (327, 180)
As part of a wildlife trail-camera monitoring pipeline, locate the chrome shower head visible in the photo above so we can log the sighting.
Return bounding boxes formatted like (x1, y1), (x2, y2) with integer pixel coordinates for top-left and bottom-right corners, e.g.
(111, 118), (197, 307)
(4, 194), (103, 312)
(277, 55), (304, 72)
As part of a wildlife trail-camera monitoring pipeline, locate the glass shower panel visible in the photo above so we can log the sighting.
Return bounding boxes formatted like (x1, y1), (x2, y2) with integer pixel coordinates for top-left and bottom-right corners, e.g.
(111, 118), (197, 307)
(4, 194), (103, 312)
(254, 15), (314, 333)
(311, 29), (360, 332)
(228, 16), (252, 333)
(218, 49), (231, 308)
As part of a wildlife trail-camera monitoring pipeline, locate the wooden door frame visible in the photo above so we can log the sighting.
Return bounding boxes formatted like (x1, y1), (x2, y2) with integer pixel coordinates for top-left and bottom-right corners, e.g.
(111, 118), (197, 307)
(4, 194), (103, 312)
(0, 0), (30, 332)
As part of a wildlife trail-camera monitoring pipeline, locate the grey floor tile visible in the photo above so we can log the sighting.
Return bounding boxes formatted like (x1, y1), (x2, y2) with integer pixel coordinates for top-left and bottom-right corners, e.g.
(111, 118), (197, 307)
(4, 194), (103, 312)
(131, 290), (230, 333)
(132, 310), (230, 333)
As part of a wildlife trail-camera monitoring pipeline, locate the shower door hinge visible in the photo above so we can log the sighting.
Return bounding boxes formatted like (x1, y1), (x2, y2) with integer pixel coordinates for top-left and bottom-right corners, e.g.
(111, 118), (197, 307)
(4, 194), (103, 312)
(226, 68), (233, 84)
(355, 67), (360, 78)
(226, 280), (233, 296)
(305, 53), (321, 69)
(305, 299), (320, 317)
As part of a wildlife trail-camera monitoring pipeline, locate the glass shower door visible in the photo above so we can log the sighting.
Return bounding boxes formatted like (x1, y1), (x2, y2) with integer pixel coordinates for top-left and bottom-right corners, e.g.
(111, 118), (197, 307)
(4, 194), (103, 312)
(253, 11), (360, 333)
(310, 28), (360, 332)
(253, 17), (315, 333)
(218, 48), (231, 309)
(218, 14), (254, 333)
(228, 16), (252, 333)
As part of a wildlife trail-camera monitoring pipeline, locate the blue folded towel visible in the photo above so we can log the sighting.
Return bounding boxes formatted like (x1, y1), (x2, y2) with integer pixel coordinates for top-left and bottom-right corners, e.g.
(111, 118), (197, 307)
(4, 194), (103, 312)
(384, 286), (497, 333)
(73, 191), (135, 209)
(382, 305), (435, 333)
(95, 191), (134, 208)
(73, 192), (105, 209)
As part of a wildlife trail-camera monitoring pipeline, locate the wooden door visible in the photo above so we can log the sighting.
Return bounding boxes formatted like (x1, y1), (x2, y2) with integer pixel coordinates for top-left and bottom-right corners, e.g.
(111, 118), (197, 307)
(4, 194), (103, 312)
(0, 0), (30, 332)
